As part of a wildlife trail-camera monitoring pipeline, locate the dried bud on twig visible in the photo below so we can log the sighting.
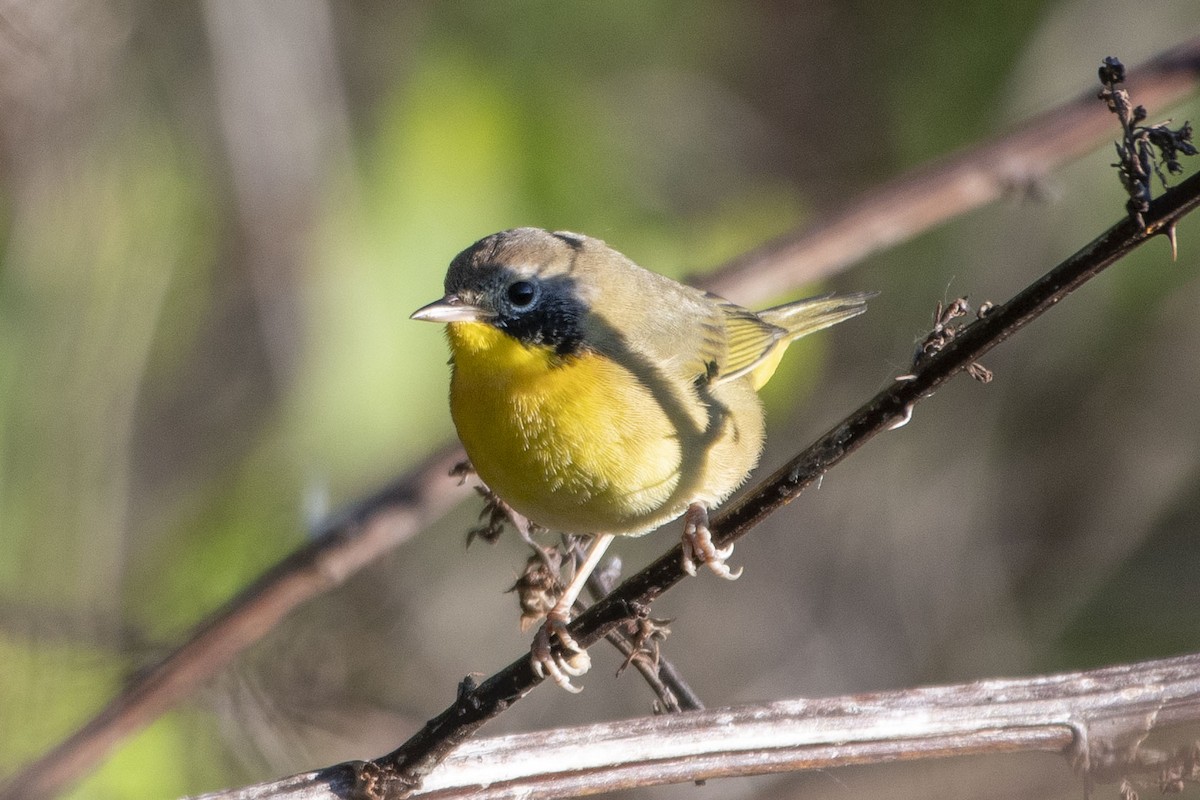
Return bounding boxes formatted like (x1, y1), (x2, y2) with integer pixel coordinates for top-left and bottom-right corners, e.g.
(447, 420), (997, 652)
(508, 552), (564, 631)
(902, 297), (993, 384)
(615, 614), (673, 677)
(1099, 55), (1197, 228)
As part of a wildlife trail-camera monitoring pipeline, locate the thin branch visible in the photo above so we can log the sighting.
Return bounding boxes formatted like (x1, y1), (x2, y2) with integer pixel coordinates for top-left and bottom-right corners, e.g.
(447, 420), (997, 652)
(352, 166), (1200, 797)
(585, 555), (703, 713)
(701, 36), (1200, 302)
(0, 445), (471, 800)
(189, 652), (1200, 799)
(5, 40), (1200, 800)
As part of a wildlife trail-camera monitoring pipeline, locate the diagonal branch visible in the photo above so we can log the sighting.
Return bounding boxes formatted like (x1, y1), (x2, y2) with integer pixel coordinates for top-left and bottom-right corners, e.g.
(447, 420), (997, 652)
(4, 39), (1200, 800)
(354, 167), (1200, 796)
(701, 36), (1200, 301)
(0, 444), (472, 800)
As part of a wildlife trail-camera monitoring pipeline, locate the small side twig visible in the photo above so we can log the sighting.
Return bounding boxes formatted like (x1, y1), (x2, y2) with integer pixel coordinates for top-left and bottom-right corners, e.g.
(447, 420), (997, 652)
(900, 297), (994, 385)
(585, 558), (703, 714)
(1100, 55), (1198, 231)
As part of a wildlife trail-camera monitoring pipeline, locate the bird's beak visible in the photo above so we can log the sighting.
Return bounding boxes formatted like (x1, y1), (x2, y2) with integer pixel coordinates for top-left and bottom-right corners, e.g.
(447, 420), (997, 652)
(410, 294), (490, 323)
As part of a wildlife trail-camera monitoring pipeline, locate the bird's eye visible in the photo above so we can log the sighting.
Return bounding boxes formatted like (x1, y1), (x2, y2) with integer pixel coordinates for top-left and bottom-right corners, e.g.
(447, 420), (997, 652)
(506, 280), (538, 309)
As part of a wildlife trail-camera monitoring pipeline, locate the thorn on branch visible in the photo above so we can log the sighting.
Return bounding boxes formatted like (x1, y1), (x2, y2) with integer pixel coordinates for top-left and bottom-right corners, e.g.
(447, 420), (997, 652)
(1099, 56), (1198, 229)
(456, 675), (483, 711)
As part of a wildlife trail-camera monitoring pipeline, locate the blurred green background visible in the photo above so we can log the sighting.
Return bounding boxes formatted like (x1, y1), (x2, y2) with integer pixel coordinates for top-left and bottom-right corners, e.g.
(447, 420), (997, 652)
(2, 2), (1200, 798)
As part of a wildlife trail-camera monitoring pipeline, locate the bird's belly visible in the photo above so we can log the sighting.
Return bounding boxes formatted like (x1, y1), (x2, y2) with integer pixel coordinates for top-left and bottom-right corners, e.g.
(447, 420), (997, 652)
(451, 349), (687, 535)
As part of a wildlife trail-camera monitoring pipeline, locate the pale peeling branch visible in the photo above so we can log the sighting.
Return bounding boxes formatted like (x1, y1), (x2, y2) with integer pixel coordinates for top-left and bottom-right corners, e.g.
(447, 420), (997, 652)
(188, 652), (1200, 800)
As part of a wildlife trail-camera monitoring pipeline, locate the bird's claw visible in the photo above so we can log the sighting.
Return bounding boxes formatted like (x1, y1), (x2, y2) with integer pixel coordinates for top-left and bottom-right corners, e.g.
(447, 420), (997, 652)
(680, 503), (742, 580)
(530, 610), (591, 692)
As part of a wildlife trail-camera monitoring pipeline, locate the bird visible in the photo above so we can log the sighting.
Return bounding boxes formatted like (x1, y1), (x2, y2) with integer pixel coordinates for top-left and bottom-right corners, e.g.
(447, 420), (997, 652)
(412, 227), (871, 689)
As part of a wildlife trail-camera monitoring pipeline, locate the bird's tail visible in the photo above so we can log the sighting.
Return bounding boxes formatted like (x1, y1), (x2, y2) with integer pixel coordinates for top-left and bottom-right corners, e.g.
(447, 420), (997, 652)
(757, 291), (875, 342)
(747, 291), (875, 389)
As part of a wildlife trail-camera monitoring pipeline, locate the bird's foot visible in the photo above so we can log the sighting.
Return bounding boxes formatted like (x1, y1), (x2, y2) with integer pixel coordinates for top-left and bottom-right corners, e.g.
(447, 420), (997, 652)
(530, 609), (591, 692)
(680, 502), (742, 580)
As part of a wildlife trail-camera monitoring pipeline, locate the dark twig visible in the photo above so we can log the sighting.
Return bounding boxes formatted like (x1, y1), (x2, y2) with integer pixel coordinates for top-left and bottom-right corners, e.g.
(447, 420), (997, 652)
(6, 41), (1200, 800)
(353, 166), (1200, 799)
(601, 622), (681, 714)
(584, 555), (703, 713)
(190, 652), (1200, 800)
(1099, 56), (1198, 229)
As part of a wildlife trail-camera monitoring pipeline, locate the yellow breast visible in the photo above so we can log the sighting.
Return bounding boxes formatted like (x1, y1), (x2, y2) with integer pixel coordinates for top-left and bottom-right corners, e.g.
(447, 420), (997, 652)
(446, 321), (757, 536)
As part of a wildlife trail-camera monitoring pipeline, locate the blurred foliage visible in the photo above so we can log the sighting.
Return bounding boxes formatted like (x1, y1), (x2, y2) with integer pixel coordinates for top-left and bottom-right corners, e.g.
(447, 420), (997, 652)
(1, 1), (1199, 799)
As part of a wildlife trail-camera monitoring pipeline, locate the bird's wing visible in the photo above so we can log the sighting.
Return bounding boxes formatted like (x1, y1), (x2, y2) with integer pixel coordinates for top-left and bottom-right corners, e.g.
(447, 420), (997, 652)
(709, 296), (787, 385)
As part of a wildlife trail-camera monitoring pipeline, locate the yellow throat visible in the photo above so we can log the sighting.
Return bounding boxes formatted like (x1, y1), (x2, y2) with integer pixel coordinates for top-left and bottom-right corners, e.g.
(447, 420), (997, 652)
(446, 321), (699, 536)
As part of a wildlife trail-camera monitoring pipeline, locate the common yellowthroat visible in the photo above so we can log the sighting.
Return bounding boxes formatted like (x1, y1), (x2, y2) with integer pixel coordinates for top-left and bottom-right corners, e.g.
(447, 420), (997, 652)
(412, 227), (870, 689)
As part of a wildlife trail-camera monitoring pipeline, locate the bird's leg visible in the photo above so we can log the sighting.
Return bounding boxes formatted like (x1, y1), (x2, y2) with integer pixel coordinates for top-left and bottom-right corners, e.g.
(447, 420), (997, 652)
(680, 502), (742, 580)
(531, 532), (615, 691)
